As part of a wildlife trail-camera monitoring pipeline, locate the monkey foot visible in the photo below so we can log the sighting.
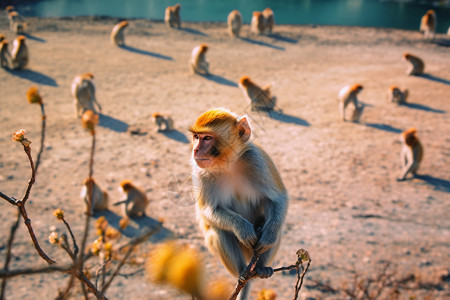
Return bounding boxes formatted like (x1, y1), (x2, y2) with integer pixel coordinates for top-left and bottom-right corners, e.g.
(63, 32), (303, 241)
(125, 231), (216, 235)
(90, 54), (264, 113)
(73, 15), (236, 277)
(255, 266), (274, 279)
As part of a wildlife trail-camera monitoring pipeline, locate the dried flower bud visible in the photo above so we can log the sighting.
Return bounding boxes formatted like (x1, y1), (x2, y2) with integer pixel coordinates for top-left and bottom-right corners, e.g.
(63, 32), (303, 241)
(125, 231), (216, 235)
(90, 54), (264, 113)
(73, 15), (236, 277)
(104, 242), (113, 260)
(119, 217), (129, 230)
(105, 227), (120, 240)
(296, 248), (311, 262)
(53, 208), (64, 220)
(81, 110), (99, 134)
(90, 237), (102, 256)
(26, 86), (42, 104)
(12, 129), (32, 147)
(95, 216), (108, 230)
(257, 289), (277, 300)
(48, 232), (59, 245)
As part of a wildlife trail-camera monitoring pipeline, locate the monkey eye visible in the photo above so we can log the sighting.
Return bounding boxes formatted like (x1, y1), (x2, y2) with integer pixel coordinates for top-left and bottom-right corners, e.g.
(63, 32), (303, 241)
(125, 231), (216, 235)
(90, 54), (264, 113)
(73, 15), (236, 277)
(204, 136), (213, 141)
(193, 134), (199, 140)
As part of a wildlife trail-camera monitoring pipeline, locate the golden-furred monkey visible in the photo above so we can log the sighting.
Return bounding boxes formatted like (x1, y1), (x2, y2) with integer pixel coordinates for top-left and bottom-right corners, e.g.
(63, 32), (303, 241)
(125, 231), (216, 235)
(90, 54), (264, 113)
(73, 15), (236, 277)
(227, 10), (242, 38)
(8, 11), (27, 34)
(262, 8), (274, 34)
(388, 85), (409, 104)
(251, 11), (265, 35)
(420, 10), (436, 39)
(403, 52), (424, 76)
(239, 76), (276, 112)
(338, 84), (364, 122)
(110, 20), (129, 46)
(115, 180), (149, 218)
(11, 35), (28, 70)
(0, 40), (11, 69)
(71, 72), (102, 117)
(80, 177), (109, 214)
(190, 43), (209, 75)
(190, 108), (288, 300)
(165, 4), (181, 28)
(397, 128), (424, 181)
(151, 112), (174, 132)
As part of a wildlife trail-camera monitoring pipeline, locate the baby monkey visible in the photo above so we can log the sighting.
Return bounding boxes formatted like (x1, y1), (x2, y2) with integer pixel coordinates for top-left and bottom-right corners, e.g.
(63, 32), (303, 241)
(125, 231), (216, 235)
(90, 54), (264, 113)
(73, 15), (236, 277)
(151, 112), (174, 132)
(115, 180), (149, 218)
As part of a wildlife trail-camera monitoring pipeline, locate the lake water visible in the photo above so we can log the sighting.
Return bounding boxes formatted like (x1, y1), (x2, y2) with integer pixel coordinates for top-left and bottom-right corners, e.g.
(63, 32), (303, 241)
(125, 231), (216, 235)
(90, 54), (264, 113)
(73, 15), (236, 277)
(10, 0), (450, 33)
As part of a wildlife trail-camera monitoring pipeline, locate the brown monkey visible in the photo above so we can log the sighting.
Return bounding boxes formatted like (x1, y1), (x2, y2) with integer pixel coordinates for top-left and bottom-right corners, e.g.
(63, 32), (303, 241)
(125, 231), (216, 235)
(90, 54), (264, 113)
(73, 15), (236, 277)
(262, 8), (274, 34)
(338, 84), (363, 122)
(80, 177), (109, 214)
(239, 76), (276, 112)
(190, 108), (288, 300)
(165, 4), (181, 28)
(189, 43), (209, 75)
(151, 112), (174, 132)
(115, 180), (149, 218)
(0, 40), (11, 69)
(227, 10), (242, 38)
(251, 11), (265, 35)
(11, 35), (28, 70)
(388, 85), (409, 104)
(397, 128), (424, 181)
(5, 6), (15, 13)
(110, 20), (129, 46)
(420, 10), (436, 39)
(403, 52), (424, 76)
(71, 72), (102, 117)
(8, 11), (27, 34)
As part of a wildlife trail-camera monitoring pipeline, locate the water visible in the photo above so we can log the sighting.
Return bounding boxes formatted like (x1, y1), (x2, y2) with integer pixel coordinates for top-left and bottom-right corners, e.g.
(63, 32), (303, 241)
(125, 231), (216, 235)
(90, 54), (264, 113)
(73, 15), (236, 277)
(10, 0), (450, 33)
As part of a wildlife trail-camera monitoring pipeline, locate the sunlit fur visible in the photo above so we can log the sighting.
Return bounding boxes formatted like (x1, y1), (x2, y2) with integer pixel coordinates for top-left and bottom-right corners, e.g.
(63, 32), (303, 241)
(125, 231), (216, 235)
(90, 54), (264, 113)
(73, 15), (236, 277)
(11, 35), (28, 70)
(420, 10), (436, 39)
(227, 10), (242, 37)
(398, 128), (424, 181)
(165, 4), (181, 28)
(8, 11), (27, 34)
(117, 180), (149, 217)
(151, 112), (174, 132)
(189, 43), (209, 75)
(0, 40), (10, 69)
(251, 11), (265, 35)
(71, 72), (102, 117)
(338, 84), (363, 122)
(80, 177), (109, 214)
(388, 85), (409, 104)
(190, 108), (288, 300)
(110, 20), (129, 46)
(239, 76), (276, 111)
(262, 8), (274, 34)
(403, 52), (424, 76)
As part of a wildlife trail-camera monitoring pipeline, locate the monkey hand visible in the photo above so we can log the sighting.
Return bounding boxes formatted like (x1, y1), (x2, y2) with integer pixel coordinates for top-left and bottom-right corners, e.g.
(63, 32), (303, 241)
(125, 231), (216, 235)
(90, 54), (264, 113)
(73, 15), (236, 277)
(234, 220), (258, 249)
(254, 226), (278, 254)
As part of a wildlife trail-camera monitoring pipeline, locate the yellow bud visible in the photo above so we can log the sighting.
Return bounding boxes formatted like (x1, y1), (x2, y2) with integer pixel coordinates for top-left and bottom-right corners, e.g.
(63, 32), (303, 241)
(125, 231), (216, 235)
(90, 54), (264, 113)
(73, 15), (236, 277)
(48, 232), (59, 245)
(95, 216), (108, 230)
(26, 86), (42, 104)
(257, 289), (277, 300)
(11, 129), (32, 147)
(119, 217), (129, 230)
(105, 227), (120, 240)
(166, 246), (203, 296)
(53, 208), (64, 220)
(205, 280), (232, 300)
(146, 242), (177, 283)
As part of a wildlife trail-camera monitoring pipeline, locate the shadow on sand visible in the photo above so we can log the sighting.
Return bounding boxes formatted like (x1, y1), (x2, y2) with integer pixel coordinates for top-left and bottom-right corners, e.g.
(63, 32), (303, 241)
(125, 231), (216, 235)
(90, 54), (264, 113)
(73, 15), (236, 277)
(414, 174), (450, 192)
(99, 113), (129, 133)
(24, 33), (46, 43)
(121, 45), (173, 60)
(267, 110), (310, 126)
(239, 37), (285, 51)
(402, 102), (446, 114)
(199, 73), (238, 87)
(6, 68), (58, 86)
(161, 129), (190, 143)
(364, 123), (403, 134)
(179, 27), (208, 36)
(269, 33), (298, 44)
(418, 73), (450, 85)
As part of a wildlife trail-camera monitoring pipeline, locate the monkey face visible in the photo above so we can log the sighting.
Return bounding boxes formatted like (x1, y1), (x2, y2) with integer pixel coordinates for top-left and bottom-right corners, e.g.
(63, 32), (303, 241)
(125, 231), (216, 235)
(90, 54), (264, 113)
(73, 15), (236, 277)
(192, 133), (217, 169)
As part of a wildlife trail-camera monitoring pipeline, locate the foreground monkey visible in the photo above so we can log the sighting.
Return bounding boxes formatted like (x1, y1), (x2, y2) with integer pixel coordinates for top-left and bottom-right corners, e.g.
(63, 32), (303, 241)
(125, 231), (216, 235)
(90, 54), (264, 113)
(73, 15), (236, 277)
(165, 4), (181, 28)
(262, 8), (274, 34)
(80, 178), (109, 214)
(227, 10), (242, 37)
(110, 20), (129, 46)
(11, 35), (28, 70)
(420, 9), (436, 39)
(403, 52), (424, 76)
(397, 128), (424, 181)
(114, 180), (149, 217)
(338, 84), (364, 122)
(190, 108), (288, 300)
(388, 85), (409, 104)
(71, 72), (102, 117)
(189, 43), (209, 75)
(0, 40), (11, 69)
(151, 112), (174, 132)
(239, 76), (276, 111)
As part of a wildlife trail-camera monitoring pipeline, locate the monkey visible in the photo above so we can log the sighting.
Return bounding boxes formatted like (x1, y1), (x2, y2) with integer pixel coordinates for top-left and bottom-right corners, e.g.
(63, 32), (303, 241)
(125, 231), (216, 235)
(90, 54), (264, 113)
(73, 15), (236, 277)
(189, 108), (288, 300)
(165, 4), (181, 28)
(110, 20), (129, 46)
(5, 6), (15, 13)
(114, 180), (149, 218)
(80, 177), (109, 215)
(239, 76), (276, 112)
(338, 84), (363, 122)
(262, 8), (274, 34)
(419, 10), (436, 39)
(397, 128), (424, 181)
(11, 35), (28, 70)
(0, 34), (5, 42)
(402, 52), (424, 76)
(189, 43), (210, 75)
(251, 12), (265, 35)
(151, 112), (174, 132)
(0, 40), (11, 69)
(8, 11), (27, 34)
(227, 10), (242, 38)
(388, 85), (409, 104)
(71, 72), (102, 118)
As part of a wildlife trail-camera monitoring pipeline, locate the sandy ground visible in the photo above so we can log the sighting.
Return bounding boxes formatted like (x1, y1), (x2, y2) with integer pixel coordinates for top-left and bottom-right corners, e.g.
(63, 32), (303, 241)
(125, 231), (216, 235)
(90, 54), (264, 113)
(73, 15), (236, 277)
(0, 15), (449, 300)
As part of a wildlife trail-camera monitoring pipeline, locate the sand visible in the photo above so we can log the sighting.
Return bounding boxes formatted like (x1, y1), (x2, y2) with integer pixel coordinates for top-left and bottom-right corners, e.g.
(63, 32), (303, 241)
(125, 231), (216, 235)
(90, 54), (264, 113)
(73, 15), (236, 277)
(0, 15), (449, 299)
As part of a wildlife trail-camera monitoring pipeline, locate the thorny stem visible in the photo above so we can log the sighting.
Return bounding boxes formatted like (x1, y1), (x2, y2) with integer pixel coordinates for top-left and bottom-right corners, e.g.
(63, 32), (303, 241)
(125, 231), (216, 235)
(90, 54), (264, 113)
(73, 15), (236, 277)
(35, 103), (46, 174)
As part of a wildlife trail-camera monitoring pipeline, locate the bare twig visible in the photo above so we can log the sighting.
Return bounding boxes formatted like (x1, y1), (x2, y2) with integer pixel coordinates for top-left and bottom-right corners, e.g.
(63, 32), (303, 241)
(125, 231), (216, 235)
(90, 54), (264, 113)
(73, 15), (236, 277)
(34, 103), (46, 174)
(228, 251), (260, 300)
(61, 217), (79, 257)
(0, 265), (72, 279)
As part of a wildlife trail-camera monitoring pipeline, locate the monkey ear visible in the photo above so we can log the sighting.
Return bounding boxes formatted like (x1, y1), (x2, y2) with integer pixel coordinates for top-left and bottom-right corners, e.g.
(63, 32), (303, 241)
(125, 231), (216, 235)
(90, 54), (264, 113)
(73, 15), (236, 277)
(237, 117), (251, 142)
